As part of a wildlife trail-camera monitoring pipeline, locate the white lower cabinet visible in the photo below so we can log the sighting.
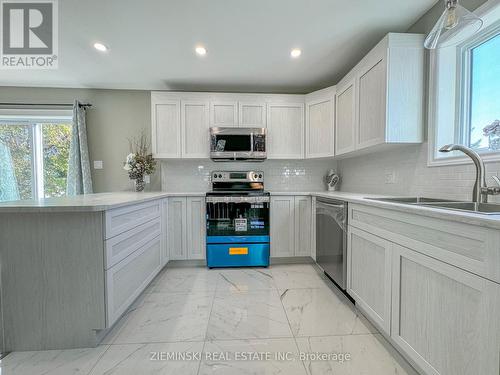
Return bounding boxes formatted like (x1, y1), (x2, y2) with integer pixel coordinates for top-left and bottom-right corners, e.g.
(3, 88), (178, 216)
(347, 227), (392, 336)
(294, 196), (312, 256)
(168, 196), (206, 261)
(168, 197), (187, 260)
(186, 197), (206, 260)
(271, 196), (312, 257)
(106, 235), (162, 327)
(161, 198), (169, 266)
(270, 196), (295, 257)
(391, 244), (500, 375)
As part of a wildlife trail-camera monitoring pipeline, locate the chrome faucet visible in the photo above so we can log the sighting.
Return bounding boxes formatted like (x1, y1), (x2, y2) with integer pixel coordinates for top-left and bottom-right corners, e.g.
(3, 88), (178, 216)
(439, 144), (500, 203)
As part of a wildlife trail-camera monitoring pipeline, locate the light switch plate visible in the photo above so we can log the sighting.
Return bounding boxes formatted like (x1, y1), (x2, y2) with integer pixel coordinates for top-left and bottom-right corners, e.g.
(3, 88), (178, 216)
(93, 160), (103, 169)
(144, 175), (151, 184)
(384, 169), (396, 184)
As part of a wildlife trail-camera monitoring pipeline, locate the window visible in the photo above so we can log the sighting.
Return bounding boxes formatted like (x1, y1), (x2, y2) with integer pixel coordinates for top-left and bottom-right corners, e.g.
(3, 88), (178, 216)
(429, 2), (500, 166)
(466, 32), (500, 150)
(0, 111), (72, 202)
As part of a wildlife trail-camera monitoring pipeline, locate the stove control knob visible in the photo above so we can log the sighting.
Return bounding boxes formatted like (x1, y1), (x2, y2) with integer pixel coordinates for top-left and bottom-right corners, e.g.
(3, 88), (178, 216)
(218, 174), (222, 178)
(259, 174), (263, 178)
(253, 173), (258, 179)
(213, 174), (217, 179)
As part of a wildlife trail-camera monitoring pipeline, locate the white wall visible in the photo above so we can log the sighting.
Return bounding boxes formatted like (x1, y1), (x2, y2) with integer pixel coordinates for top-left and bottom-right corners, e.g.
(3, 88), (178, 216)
(161, 159), (337, 192)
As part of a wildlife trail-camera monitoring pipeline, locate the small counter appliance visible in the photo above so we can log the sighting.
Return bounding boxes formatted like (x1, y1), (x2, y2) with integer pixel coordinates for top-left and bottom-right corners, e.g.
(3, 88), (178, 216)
(205, 171), (270, 268)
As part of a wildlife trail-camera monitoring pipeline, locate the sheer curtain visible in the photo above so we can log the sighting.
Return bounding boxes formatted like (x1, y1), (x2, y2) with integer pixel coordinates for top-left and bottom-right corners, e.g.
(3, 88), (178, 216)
(66, 100), (93, 195)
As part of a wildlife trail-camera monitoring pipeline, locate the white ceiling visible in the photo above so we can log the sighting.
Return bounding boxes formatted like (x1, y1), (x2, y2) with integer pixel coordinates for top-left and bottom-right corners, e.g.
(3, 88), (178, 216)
(0, 0), (437, 93)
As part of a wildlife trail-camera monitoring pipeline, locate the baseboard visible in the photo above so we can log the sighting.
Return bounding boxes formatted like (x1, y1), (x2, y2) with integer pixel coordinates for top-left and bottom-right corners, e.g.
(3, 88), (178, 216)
(270, 256), (314, 264)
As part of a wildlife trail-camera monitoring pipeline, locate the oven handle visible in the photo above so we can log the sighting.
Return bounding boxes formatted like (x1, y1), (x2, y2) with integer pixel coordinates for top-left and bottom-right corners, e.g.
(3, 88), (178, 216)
(206, 196), (270, 203)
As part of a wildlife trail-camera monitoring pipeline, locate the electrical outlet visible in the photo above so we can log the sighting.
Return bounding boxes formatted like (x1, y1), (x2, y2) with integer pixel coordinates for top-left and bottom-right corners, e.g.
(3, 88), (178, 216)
(384, 169), (396, 184)
(93, 160), (103, 169)
(144, 175), (151, 184)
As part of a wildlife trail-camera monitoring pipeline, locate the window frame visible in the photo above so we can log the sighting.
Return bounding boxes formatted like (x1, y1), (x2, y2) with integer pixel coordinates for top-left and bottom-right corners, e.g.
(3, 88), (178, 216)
(428, 1), (500, 167)
(458, 23), (500, 151)
(0, 109), (72, 200)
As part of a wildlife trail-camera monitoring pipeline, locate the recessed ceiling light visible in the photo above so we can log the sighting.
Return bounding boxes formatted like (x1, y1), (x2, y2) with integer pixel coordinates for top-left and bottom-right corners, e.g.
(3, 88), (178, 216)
(290, 48), (302, 58)
(93, 42), (108, 52)
(195, 46), (207, 56)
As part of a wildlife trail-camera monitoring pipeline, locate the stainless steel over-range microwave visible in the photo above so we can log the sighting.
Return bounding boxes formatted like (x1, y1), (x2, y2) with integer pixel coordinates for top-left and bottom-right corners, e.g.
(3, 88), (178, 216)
(210, 127), (266, 162)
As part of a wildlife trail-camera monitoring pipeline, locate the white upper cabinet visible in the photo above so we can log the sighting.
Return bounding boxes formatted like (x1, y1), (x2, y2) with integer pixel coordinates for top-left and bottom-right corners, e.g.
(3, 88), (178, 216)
(266, 102), (305, 159)
(335, 78), (357, 155)
(181, 100), (209, 158)
(239, 102), (267, 127)
(335, 33), (424, 157)
(357, 55), (387, 149)
(151, 95), (181, 158)
(305, 87), (335, 158)
(210, 101), (239, 127)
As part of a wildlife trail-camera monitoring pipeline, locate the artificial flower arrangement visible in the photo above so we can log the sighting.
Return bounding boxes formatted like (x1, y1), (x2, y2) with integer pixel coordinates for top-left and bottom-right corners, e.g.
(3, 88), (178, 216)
(123, 132), (156, 191)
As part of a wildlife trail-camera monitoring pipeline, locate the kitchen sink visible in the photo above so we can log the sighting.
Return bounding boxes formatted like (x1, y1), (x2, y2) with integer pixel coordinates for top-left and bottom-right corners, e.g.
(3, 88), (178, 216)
(422, 202), (500, 215)
(366, 197), (500, 215)
(366, 197), (456, 204)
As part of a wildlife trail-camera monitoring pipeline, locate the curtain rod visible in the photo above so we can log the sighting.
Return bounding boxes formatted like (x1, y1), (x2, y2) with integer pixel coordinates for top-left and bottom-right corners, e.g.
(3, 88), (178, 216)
(0, 102), (92, 108)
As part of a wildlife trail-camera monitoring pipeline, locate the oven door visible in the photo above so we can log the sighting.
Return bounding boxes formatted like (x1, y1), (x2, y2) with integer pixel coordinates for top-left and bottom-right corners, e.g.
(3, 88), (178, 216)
(206, 195), (270, 238)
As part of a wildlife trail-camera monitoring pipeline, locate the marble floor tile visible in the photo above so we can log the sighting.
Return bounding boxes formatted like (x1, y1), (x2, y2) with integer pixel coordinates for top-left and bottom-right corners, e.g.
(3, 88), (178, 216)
(207, 290), (292, 340)
(113, 291), (213, 344)
(199, 338), (307, 375)
(150, 266), (220, 293)
(270, 264), (330, 290)
(216, 268), (277, 292)
(281, 288), (374, 337)
(89, 342), (203, 375)
(0, 346), (108, 375)
(296, 334), (419, 375)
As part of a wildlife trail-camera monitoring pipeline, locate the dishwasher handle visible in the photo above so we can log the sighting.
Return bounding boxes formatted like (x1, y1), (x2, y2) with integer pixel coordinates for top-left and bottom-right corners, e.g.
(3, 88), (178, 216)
(316, 200), (347, 231)
(317, 202), (345, 209)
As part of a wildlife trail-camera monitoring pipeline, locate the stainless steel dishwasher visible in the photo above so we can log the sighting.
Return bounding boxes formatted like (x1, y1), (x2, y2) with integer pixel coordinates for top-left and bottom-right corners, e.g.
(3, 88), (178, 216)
(316, 198), (347, 290)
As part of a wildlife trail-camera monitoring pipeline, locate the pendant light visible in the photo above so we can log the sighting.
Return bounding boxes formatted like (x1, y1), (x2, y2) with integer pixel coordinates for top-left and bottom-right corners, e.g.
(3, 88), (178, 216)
(424, 0), (483, 49)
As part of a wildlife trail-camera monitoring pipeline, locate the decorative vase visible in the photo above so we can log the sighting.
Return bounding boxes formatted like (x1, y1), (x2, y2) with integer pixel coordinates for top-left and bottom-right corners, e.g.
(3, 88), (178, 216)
(134, 177), (145, 192)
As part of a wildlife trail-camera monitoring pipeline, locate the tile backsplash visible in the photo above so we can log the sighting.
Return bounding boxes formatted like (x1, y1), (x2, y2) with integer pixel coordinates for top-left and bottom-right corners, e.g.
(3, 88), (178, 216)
(161, 159), (337, 192)
(338, 143), (500, 202)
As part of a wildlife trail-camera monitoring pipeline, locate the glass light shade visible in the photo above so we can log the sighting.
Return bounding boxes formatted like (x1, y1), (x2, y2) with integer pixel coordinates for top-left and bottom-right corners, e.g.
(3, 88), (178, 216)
(424, 0), (483, 49)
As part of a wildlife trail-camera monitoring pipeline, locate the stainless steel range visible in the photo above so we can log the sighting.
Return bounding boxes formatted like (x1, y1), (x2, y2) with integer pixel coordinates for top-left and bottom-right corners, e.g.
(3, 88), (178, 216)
(205, 171), (270, 268)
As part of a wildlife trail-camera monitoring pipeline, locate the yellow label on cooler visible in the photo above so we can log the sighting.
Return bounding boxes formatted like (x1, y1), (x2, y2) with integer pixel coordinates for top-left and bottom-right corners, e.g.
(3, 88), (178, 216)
(229, 247), (248, 255)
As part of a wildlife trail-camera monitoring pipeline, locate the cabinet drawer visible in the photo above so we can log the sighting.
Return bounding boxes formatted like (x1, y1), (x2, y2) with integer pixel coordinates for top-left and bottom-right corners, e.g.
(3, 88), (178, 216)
(105, 200), (161, 239)
(105, 217), (162, 269)
(106, 235), (162, 327)
(349, 203), (500, 283)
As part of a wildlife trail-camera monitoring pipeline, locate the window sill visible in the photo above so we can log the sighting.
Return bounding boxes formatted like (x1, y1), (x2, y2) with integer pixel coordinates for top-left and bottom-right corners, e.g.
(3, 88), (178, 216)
(428, 150), (500, 167)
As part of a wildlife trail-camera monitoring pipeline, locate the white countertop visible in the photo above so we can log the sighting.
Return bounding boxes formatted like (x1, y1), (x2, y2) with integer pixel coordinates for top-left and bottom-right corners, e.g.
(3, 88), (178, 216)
(0, 191), (204, 213)
(2, 190), (500, 230)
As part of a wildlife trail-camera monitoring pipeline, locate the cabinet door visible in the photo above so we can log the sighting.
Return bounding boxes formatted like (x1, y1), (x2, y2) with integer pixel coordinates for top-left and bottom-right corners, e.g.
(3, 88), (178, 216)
(239, 102), (266, 127)
(335, 80), (356, 155)
(357, 57), (387, 149)
(391, 245), (500, 375)
(210, 101), (238, 127)
(347, 227), (392, 335)
(168, 197), (187, 260)
(186, 197), (206, 260)
(266, 103), (305, 159)
(181, 100), (209, 158)
(306, 97), (334, 158)
(270, 196), (295, 257)
(106, 235), (162, 327)
(294, 196), (312, 256)
(161, 199), (169, 266)
(151, 100), (181, 158)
